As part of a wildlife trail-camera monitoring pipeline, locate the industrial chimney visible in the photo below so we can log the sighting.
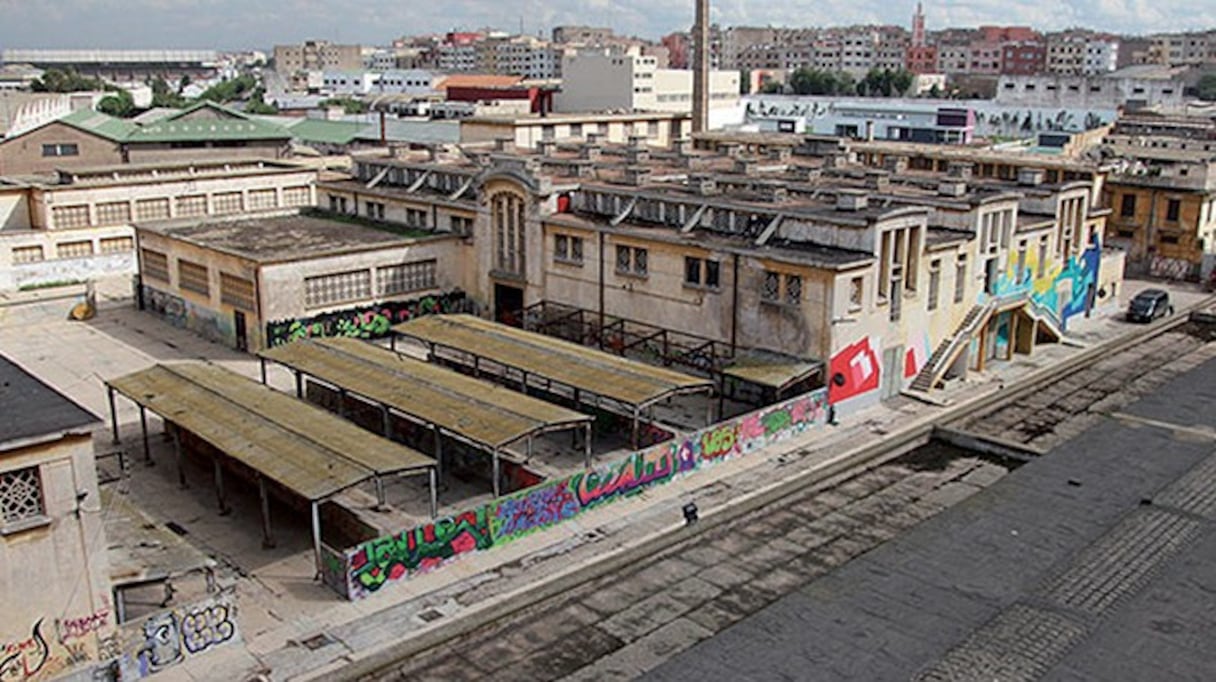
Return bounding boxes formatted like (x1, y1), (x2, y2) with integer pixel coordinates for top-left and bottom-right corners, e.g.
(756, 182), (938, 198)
(692, 0), (710, 134)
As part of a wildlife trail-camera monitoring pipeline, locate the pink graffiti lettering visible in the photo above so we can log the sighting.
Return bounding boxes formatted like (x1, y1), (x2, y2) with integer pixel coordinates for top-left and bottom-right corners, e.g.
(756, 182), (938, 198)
(59, 608), (110, 641)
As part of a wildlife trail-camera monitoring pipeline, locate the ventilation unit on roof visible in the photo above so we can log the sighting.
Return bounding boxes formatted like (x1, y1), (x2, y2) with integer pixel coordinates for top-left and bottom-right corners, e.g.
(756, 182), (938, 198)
(836, 190), (869, 211)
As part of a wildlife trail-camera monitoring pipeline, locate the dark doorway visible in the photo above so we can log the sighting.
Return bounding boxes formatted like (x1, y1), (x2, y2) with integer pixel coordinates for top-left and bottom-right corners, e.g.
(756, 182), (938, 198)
(234, 310), (248, 352)
(494, 284), (524, 327)
(984, 257), (999, 295)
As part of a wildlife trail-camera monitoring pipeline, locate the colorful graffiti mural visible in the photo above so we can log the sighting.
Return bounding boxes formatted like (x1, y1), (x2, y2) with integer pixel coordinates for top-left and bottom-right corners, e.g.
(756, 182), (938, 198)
(828, 337), (881, 404)
(337, 389), (829, 599)
(265, 291), (472, 347)
(989, 235), (1102, 329)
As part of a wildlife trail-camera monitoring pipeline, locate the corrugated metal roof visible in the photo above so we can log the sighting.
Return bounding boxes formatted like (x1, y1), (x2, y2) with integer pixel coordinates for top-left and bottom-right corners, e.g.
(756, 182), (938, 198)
(261, 337), (591, 449)
(393, 315), (714, 408)
(60, 108), (138, 142)
(108, 363), (432, 502)
(722, 353), (821, 391)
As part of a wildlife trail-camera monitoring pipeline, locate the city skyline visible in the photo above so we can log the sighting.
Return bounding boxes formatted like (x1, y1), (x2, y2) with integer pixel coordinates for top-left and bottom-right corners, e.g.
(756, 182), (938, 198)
(0, 0), (1213, 51)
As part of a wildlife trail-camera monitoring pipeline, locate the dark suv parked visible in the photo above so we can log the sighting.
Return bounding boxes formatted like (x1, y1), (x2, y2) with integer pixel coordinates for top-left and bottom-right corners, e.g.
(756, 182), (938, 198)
(1127, 289), (1174, 323)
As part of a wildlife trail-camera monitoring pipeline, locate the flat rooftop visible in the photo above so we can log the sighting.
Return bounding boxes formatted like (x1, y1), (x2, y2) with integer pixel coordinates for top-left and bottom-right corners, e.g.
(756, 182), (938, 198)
(0, 354), (97, 450)
(135, 212), (433, 263)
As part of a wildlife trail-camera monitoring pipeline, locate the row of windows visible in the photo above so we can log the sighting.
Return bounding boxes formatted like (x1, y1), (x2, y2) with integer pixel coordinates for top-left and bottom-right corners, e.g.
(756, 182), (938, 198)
(304, 260), (437, 308)
(141, 250), (256, 311)
(49, 188), (310, 229)
(1120, 194), (1183, 223)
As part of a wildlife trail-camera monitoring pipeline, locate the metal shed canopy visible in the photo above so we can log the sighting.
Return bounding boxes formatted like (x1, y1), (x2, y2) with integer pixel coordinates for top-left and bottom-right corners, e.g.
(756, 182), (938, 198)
(392, 314), (714, 409)
(107, 363), (433, 501)
(259, 337), (592, 450)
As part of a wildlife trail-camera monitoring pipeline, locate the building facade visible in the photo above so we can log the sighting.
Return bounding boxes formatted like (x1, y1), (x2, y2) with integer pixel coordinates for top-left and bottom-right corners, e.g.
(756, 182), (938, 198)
(555, 48), (738, 115)
(273, 41), (365, 75)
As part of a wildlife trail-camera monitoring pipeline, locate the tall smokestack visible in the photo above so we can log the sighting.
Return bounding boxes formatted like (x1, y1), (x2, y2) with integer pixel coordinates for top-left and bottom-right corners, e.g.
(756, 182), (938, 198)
(692, 0), (710, 134)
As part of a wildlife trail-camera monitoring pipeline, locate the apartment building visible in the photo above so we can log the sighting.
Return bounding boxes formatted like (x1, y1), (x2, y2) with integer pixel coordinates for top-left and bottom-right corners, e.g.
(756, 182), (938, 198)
(273, 41), (365, 75)
(1045, 31), (1120, 76)
(554, 49), (738, 115)
(994, 68), (1186, 109)
(1149, 31), (1216, 67)
(0, 158), (316, 290)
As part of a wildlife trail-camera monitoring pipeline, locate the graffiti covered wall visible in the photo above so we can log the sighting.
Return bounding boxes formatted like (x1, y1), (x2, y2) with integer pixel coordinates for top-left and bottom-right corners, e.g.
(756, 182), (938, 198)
(334, 389), (829, 599)
(141, 285), (236, 347)
(989, 236), (1103, 328)
(265, 291), (473, 347)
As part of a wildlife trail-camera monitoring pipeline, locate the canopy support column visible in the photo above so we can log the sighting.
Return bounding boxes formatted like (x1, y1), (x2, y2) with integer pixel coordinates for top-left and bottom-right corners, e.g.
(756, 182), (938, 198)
(584, 423), (592, 469)
(521, 371), (529, 396)
(428, 467), (438, 519)
(707, 390), (715, 426)
(473, 355), (480, 379)
(631, 406), (640, 449)
(390, 334), (397, 352)
(294, 370), (303, 399)
(337, 388), (347, 417)
(310, 501), (322, 580)
(381, 405), (392, 439)
(492, 448), (501, 498)
(374, 477), (387, 510)
(526, 435), (533, 459)
(259, 357), (267, 385)
(433, 423), (443, 485)
(259, 475), (276, 549)
(214, 456), (230, 515)
(139, 406), (152, 466)
(170, 425), (186, 489)
(107, 386), (119, 445)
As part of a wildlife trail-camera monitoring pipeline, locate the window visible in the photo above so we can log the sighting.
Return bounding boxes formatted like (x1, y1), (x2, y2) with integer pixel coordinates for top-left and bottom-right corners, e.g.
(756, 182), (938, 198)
(220, 273), (256, 310)
(247, 189), (277, 210)
(378, 260), (437, 296)
(762, 270), (780, 302)
(51, 205), (91, 229)
(329, 195), (349, 213)
(785, 275), (801, 304)
(305, 269), (372, 308)
(95, 202), (131, 225)
(135, 198), (171, 221)
(1015, 242), (1027, 283)
(1037, 236), (1049, 279)
(848, 276), (863, 309)
(927, 259), (941, 311)
(176, 195), (207, 218)
(212, 192), (243, 215)
(555, 234), (584, 265)
(41, 143), (79, 157)
(762, 270), (802, 305)
(0, 467), (45, 528)
(141, 249), (169, 282)
(570, 123), (583, 138)
(683, 257), (720, 289)
(953, 255), (967, 303)
(177, 259), (210, 296)
(405, 208), (427, 228)
(98, 235), (133, 254)
(449, 215), (474, 235)
(56, 240), (93, 259)
(1120, 194), (1136, 218)
(12, 245), (43, 264)
(365, 201), (386, 220)
(1166, 198), (1181, 222)
(282, 186), (311, 207)
(615, 245), (648, 276)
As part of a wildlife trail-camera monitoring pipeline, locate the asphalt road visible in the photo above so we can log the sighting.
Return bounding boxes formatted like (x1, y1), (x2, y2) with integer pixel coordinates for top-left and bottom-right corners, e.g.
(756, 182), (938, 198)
(644, 353), (1216, 682)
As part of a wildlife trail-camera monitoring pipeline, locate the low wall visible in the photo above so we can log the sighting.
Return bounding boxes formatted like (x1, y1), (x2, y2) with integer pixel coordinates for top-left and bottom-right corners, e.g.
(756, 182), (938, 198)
(264, 291), (474, 347)
(327, 389), (829, 600)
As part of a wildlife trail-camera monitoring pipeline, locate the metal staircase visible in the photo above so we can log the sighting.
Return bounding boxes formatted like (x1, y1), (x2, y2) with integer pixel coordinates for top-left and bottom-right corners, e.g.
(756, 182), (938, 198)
(909, 301), (995, 393)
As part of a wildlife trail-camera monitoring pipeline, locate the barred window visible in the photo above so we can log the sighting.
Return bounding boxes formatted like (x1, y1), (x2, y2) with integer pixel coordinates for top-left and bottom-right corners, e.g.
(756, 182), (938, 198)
(52, 205), (91, 229)
(247, 189), (277, 210)
(99, 236), (134, 254)
(305, 269), (371, 308)
(135, 198), (170, 221)
(615, 245), (647, 276)
(762, 270), (780, 302)
(220, 273), (256, 310)
(141, 249), (169, 281)
(928, 259), (941, 311)
(56, 240), (94, 259)
(784, 274), (802, 305)
(176, 195), (207, 217)
(178, 259), (210, 296)
(378, 260), (437, 296)
(849, 276), (864, 309)
(95, 201), (131, 225)
(405, 208), (427, 228)
(211, 192), (243, 215)
(282, 186), (311, 207)
(0, 467), (45, 526)
(12, 245), (44, 264)
(449, 216), (473, 235)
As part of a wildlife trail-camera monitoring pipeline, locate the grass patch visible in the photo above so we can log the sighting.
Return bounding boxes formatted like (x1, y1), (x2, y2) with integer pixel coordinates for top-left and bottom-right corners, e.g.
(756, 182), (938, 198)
(303, 208), (436, 239)
(19, 278), (83, 291)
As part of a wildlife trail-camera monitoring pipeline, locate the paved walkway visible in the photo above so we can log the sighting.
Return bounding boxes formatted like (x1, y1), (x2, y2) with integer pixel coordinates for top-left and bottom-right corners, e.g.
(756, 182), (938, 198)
(0, 277), (1208, 681)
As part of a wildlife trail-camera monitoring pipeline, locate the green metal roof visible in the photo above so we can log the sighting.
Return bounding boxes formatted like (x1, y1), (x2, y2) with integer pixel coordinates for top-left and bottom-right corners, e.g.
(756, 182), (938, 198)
(281, 118), (367, 146)
(59, 109), (138, 142)
(127, 101), (290, 143)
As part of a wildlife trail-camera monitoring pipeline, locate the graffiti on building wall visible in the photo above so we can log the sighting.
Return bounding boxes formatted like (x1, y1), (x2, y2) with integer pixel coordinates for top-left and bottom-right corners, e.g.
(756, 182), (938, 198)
(1, 600), (123, 682)
(265, 291), (472, 347)
(990, 237), (1102, 328)
(142, 286), (234, 346)
(828, 337), (881, 404)
(339, 389), (829, 599)
(1, 620), (50, 682)
(903, 333), (930, 379)
(1148, 255), (1198, 281)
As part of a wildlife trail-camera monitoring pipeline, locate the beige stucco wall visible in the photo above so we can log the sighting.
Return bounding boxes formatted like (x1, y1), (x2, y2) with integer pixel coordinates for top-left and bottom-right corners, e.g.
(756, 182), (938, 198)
(0, 433), (115, 681)
(0, 123), (124, 176)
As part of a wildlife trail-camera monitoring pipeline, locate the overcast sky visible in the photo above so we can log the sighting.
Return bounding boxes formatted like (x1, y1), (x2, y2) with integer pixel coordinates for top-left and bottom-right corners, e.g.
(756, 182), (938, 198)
(0, 0), (1211, 51)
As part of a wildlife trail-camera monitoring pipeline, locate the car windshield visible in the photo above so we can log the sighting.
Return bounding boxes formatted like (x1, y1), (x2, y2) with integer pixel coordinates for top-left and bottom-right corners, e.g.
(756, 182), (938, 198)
(1131, 296), (1157, 311)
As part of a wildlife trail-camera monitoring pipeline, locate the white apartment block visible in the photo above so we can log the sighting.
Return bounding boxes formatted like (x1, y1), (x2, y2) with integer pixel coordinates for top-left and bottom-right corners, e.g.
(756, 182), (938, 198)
(555, 49), (739, 115)
(321, 71), (381, 96)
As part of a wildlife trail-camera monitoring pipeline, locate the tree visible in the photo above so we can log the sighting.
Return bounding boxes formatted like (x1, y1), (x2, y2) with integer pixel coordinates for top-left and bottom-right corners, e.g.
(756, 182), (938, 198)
(320, 97), (367, 114)
(244, 86), (278, 115)
(97, 89), (135, 117)
(31, 68), (104, 93)
(928, 83), (942, 99)
(1197, 73), (1216, 101)
(149, 77), (187, 108)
